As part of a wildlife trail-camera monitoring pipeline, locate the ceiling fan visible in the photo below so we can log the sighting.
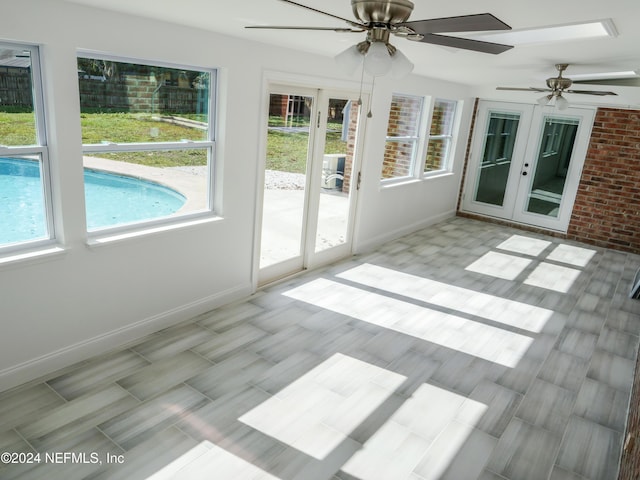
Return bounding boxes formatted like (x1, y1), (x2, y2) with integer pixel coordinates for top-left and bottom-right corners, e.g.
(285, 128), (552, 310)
(246, 0), (514, 77)
(497, 63), (618, 109)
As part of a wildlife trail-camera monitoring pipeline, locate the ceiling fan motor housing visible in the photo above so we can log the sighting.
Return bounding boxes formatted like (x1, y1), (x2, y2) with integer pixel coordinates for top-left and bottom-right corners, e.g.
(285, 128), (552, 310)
(351, 0), (414, 24)
(546, 76), (572, 92)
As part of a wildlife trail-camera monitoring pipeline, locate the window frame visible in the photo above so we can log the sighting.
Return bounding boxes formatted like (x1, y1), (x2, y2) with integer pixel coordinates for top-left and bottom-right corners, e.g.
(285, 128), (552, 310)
(381, 93), (426, 183)
(381, 94), (460, 185)
(422, 98), (459, 177)
(0, 42), (55, 254)
(77, 52), (218, 236)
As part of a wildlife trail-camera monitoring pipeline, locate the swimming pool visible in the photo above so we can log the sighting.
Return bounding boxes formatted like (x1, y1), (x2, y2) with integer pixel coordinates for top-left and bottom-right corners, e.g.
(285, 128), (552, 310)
(0, 157), (186, 245)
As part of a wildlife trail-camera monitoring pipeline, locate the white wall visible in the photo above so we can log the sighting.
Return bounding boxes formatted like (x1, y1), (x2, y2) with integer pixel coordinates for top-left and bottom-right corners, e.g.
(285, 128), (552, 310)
(353, 75), (474, 250)
(0, 0), (472, 391)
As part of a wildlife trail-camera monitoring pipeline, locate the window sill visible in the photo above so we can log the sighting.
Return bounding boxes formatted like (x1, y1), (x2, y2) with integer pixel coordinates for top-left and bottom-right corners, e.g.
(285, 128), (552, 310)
(423, 171), (455, 181)
(381, 171), (454, 189)
(87, 214), (223, 248)
(0, 244), (67, 270)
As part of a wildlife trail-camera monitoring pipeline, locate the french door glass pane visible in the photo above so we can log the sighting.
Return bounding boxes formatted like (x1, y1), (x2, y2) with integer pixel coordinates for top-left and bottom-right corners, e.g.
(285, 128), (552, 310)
(260, 93), (312, 268)
(525, 116), (579, 217)
(474, 112), (520, 206)
(315, 98), (357, 253)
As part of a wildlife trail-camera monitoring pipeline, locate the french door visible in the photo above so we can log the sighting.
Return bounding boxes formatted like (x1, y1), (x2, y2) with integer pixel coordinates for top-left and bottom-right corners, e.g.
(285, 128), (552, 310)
(462, 100), (595, 232)
(257, 85), (363, 285)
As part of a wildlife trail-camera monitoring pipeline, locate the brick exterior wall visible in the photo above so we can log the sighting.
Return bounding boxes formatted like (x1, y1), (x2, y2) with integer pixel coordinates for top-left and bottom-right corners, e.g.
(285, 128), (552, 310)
(382, 94), (422, 179)
(341, 100), (359, 193)
(567, 108), (640, 253)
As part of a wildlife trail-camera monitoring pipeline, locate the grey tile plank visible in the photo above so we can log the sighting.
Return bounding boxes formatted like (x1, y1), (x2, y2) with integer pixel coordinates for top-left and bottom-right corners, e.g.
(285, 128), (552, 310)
(537, 349), (589, 392)
(192, 323), (269, 362)
(0, 383), (65, 431)
(117, 351), (212, 400)
(553, 328), (598, 360)
(412, 421), (497, 480)
(556, 415), (623, 480)
(340, 428), (431, 480)
(247, 325), (319, 363)
(573, 378), (630, 432)
(251, 350), (324, 395)
(595, 327), (639, 360)
(587, 350), (636, 393)
(176, 386), (273, 443)
(456, 380), (522, 438)
(187, 350), (274, 399)
(47, 349), (150, 400)
(195, 301), (265, 332)
(87, 427), (200, 480)
(515, 379), (576, 434)
(130, 323), (216, 361)
(99, 385), (209, 451)
(487, 418), (561, 480)
(549, 465), (590, 480)
(605, 310), (640, 336)
(16, 384), (137, 442)
(9, 429), (122, 480)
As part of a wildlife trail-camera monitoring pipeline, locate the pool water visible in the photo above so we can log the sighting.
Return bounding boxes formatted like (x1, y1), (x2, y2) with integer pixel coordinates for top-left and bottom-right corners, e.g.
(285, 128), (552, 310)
(0, 158), (186, 245)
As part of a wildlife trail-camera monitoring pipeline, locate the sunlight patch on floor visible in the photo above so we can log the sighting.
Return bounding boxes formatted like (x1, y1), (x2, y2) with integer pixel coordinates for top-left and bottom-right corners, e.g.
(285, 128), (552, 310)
(337, 263), (555, 334)
(465, 251), (532, 280)
(547, 243), (597, 267)
(341, 383), (490, 480)
(524, 262), (582, 293)
(146, 440), (279, 479)
(496, 235), (551, 256)
(284, 278), (534, 368)
(239, 353), (406, 460)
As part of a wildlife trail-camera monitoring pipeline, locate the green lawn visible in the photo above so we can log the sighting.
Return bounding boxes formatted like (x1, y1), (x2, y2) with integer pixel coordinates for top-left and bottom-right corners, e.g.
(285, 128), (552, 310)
(0, 112), (37, 145)
(266, 129), (346, 174)
(0, 112), (347, 172)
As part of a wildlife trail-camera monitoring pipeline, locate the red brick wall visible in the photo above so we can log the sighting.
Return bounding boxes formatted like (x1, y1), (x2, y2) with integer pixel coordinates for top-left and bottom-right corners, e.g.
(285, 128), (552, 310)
(567, 108), (640, 253)
(382, 95), (422, 179)
(342, 101), (360, 193)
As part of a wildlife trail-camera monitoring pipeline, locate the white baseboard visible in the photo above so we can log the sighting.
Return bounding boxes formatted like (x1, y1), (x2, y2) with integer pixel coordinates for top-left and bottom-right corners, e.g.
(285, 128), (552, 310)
(354, 211), (456, 254)
(0, 282), (253, 393)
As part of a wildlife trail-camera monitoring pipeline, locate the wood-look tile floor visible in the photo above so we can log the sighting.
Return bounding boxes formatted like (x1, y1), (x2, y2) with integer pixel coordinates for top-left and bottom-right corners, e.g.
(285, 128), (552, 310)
(2, 217), (640, 480)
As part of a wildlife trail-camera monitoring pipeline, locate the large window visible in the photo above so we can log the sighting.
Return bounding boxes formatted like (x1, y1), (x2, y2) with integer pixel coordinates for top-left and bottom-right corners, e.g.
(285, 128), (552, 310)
(78, 55), (215, 233)
(382, 94), (458, 182)
(0, 43), (52, 251)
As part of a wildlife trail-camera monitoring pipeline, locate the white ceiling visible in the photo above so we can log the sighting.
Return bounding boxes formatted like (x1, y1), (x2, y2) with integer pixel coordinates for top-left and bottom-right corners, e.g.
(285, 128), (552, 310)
(64, 0), (640, 89)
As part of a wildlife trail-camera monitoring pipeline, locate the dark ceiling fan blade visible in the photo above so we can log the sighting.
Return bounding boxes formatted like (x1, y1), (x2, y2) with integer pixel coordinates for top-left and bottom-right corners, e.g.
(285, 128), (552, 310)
(418, 33), (513, 54)
(246, 25), (364, 32)
(276, 0), (366, 29)
(566, 89), (618, 96)
(573, 77), (640, 87)
(399, 13), (511, 34)
(497, 87), (550, 93)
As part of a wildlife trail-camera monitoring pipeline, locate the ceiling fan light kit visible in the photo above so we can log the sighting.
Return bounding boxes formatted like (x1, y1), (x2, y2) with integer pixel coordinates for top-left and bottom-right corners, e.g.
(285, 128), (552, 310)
(247, 0), (514, 79)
